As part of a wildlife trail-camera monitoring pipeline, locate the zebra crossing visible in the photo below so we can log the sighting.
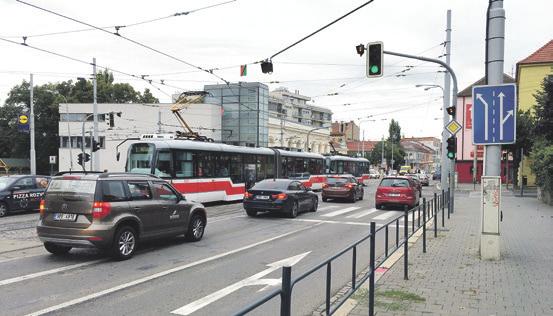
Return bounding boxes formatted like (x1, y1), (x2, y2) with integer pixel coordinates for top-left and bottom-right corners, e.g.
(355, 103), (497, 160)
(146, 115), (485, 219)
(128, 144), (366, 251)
(314, 205), (404, 222)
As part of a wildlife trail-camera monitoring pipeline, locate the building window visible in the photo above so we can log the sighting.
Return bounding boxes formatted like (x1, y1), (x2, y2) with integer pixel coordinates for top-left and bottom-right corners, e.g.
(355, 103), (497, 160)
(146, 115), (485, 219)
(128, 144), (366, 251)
(60, 113), (106, 122)
(59, 136), (105, 149)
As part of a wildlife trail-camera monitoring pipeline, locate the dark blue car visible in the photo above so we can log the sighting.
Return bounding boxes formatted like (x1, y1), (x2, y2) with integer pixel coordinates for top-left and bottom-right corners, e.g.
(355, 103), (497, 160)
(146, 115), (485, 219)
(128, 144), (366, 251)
(0, 175), (50, 217)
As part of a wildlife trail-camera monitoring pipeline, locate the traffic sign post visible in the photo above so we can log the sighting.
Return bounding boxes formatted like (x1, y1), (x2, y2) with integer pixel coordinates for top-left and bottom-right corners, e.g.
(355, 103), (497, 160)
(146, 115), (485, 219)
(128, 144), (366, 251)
(472, 84), (516, 145)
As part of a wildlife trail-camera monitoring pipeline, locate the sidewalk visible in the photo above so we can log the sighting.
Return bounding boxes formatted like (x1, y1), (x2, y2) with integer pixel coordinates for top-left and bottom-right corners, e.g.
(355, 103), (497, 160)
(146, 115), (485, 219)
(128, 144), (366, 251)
(348, 190), (553, 315)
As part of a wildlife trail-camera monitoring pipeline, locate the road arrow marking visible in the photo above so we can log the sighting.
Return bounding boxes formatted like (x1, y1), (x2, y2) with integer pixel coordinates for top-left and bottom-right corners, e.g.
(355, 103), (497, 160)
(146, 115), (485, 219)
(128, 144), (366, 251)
(476, 93), (490, 140)
(171, 252), (311, 315)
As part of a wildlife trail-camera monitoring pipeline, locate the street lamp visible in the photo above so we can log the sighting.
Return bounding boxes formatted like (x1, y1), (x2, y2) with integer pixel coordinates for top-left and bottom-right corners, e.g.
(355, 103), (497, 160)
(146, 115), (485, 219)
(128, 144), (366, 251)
(306, 125), (330, 152)
(415, 84), (444, 93)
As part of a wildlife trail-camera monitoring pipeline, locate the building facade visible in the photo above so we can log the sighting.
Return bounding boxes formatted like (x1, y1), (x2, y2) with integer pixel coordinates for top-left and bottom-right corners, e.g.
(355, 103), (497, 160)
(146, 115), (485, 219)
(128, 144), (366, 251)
(331, 121), (360, 142)
(516, 40), (553, 186)
(455, 75), (515, 183)
(268, 88), (332, 153)
(403, 137), (441, 173)
(204, 82), (269, 147)
(58, 103), (222, 173)
(400, 140), (435, 173)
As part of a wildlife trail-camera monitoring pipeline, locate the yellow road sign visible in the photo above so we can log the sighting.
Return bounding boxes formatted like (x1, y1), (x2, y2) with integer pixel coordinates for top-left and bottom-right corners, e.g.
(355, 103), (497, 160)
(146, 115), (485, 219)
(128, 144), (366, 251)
(19, 115), (28, 124)
(445, 120), (462, 136)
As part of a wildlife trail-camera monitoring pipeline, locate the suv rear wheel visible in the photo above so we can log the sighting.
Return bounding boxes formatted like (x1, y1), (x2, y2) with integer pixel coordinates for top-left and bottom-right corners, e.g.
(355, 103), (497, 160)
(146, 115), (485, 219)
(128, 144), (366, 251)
(44, 242), (71, 255)
(185, 214), (206, 242)
(112, 226), (137, 260)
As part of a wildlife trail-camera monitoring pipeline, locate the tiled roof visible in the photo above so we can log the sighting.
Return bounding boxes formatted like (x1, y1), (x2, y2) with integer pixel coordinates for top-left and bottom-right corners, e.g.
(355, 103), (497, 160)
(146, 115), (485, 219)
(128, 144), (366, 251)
(518, 40), (553, 65)
(346, 141), (376, 151)
(457, 74), (516, 97)
(400, 140), (435, 154)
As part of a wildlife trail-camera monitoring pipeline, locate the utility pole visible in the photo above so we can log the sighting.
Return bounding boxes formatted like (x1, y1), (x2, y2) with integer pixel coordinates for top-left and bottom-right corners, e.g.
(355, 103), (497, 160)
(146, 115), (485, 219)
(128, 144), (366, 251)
(381, 136), (385, 170)
(157, 106), (162, 133)
(480, 0), (505, 261)
(92, 57), (99, 171)
(29, 74), (36, 175)
(442, 10), (452, 193)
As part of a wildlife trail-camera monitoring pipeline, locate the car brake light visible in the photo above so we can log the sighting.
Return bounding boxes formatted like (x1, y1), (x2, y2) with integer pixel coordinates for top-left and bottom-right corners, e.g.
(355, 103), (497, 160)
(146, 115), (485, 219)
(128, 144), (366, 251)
(271, 193), (288, 200)
(244, 192), (253, 199)
(92, 201), (111, 219)
(345, 183), (353, 189)
(39, 199), (46, 217)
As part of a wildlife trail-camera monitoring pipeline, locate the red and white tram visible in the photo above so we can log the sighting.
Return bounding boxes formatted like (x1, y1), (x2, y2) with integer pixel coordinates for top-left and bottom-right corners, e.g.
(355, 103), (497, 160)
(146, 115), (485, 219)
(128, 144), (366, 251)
(124, 135), (370, 203)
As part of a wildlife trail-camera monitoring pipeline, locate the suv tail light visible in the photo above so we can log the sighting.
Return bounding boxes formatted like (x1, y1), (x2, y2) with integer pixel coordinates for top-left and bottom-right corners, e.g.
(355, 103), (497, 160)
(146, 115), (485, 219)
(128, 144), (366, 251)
(244, 192), (253, 199)
(271, 193), (288, 200)
(92, 201), (111, 219)
(39, 199), (46, 217)
(345, 183), (354, 189)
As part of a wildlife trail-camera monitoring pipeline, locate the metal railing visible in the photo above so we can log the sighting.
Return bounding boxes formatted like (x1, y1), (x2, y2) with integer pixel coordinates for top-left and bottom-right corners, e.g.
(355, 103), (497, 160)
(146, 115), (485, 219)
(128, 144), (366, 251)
(234, 189), (452, 316)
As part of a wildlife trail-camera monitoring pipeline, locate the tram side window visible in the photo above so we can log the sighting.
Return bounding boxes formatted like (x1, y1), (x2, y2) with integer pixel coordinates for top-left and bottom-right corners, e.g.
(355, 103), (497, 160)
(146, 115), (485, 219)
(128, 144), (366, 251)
(266, 155), (275, 179)
(196, 152), (214, 177)
(215, 155), (230, 177)
(230, 154), (243, 183)
(337, 161), (344, 174)
(155, 151), (173, 178)
(307, 158), (323, 175)
(174, 150), (193, 178)
(256, 155), (267, 181)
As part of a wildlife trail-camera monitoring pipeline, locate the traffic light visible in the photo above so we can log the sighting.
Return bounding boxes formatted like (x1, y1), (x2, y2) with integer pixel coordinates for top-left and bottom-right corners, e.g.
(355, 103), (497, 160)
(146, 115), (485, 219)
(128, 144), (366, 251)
(446, 137), (456, 160)
(77, 153), (83, 166)
(92, 140), (101, 152)
(367, 42), (383, 78)
(446, 106), (456, 117)
(83, 153), (91, 162)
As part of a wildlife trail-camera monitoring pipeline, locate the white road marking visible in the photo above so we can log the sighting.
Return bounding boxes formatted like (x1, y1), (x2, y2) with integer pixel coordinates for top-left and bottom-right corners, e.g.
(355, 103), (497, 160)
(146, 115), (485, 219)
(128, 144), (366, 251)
(317, 205), (339, 212)
(346, 208), (378, 219)
(373, 212), (400, 221)
(291, 218), (370, 227)
(25, 223), (323, 316)
(0, 259), (105, 287)
(171, 252), (310, 315)
(0, 253), (43, 264)
(322, 207), (360, 217)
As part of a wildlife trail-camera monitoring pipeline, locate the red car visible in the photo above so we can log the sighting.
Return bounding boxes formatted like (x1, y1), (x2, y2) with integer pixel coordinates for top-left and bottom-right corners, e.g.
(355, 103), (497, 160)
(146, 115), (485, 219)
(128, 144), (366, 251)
(375, 177), (420, 210)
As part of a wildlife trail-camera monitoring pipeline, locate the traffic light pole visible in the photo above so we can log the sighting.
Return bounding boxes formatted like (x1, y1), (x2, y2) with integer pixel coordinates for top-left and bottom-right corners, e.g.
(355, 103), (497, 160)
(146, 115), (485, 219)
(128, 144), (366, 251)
(383, 50), (458, 204)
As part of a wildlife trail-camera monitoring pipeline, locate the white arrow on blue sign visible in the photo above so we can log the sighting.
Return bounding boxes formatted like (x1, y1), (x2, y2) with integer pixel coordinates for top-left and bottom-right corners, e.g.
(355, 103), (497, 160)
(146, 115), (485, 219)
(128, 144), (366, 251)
(472, 84), (517, 145)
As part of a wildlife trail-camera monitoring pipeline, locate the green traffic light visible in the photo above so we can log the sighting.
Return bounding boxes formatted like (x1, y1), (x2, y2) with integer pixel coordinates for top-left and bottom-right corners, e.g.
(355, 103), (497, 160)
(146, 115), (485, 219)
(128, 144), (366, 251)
(447, 152), (455, 159)
(370, 65), (379, 74)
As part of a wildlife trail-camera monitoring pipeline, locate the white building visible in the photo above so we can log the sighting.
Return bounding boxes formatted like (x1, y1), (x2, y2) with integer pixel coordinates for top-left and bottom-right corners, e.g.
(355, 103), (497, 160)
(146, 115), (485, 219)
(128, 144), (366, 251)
(58, 103), (222, 173)
(268, 88), (332, 153)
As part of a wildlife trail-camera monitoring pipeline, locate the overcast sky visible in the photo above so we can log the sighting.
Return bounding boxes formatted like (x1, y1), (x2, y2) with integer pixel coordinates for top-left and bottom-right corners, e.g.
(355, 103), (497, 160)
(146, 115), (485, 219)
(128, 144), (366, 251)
(1, 0), (551, 141)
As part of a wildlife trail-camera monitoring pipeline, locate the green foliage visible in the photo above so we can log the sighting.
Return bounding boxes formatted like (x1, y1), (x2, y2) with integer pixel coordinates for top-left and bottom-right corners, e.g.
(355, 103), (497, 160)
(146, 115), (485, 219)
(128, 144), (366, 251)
(387, 119), (401, 143)
(530, 140), (553, 193)
(369, 140), (405, 170)
(505, 109), (535, 185)
(0, 71), (159, 174)
(533, 77), (553, 140)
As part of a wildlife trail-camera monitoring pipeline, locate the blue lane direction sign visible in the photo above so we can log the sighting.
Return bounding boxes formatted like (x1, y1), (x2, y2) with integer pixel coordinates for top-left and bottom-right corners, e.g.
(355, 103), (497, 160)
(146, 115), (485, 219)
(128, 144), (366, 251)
(472, 84), (516, 145)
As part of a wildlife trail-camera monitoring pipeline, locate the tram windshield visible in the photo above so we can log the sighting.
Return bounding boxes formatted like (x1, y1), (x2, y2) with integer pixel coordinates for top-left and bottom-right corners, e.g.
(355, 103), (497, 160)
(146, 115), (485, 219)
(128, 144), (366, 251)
(127, 143), (155, 174)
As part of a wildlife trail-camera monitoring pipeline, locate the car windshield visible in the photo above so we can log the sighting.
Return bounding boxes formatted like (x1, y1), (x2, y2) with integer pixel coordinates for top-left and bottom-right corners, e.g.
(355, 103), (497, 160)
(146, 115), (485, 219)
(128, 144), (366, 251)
(380, 178), (409, 187)
(327, 178), (348, 185)
(0, 177), (16, 190)
(252, 180), (289, 190)
(47, 179), (97, 196)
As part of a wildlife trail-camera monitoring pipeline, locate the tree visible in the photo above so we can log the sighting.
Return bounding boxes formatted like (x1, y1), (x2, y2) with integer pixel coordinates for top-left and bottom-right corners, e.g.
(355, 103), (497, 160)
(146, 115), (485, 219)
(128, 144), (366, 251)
(0, 71), (159, 174)
(505, 109), (535, 186)
(387, 119), (401, 143)
(369, 140), (405, 170)
(533, 77), (553, 141)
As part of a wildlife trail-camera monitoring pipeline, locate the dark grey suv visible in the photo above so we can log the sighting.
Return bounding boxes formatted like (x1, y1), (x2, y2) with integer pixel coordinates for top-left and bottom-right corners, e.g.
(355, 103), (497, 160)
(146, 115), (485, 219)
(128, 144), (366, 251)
(37, 172), (207, 260)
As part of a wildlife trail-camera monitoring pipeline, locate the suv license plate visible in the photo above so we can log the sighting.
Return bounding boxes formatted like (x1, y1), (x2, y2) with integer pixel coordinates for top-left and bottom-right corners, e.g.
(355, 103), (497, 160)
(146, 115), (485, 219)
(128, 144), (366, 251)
(388, 193), (400, 197)
(256, 195), (270, 200)
(53, 213), (77, 221)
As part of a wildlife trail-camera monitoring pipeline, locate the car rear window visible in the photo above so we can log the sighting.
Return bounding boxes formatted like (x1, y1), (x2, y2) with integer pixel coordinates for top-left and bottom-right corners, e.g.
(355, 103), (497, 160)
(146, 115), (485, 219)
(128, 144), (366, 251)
(379, 178), (409, 187)
(48, 179), (96, 195)
(327, 178), (348, 184)
(252, 180), (289, 190)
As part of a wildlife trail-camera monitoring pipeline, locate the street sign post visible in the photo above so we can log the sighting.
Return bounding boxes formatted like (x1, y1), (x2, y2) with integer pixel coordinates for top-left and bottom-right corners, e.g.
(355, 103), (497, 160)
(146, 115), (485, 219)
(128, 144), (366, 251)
(472, 84), (516, 145)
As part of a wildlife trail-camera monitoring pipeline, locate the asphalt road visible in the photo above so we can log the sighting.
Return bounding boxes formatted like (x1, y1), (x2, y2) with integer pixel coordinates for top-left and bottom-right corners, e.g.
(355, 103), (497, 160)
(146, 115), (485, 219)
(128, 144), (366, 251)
(0, 179), (439, 316)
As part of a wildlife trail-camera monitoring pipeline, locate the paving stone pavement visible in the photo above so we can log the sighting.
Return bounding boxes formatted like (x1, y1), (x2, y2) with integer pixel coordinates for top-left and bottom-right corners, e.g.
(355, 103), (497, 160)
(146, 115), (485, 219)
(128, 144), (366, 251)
(348, 191), (553, 316)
